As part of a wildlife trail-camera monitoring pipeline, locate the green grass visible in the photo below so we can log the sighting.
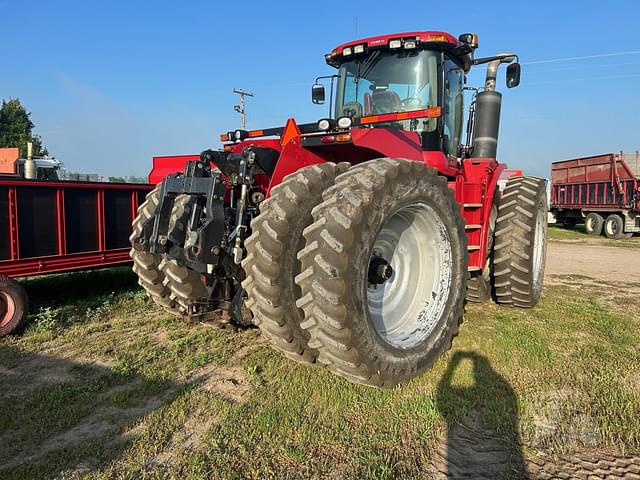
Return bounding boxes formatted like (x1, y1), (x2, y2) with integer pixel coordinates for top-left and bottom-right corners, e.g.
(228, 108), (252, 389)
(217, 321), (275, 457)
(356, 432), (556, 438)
(0, 268), (638, 478)
(548, 223), (640, 248)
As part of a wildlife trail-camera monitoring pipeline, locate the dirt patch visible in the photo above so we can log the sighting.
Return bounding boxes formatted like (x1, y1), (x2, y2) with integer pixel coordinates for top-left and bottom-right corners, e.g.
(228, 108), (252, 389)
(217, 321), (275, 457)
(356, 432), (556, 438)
(0, 387), (176, 472)
(145, 345), (257, 470)
(546, 242), (640, 283)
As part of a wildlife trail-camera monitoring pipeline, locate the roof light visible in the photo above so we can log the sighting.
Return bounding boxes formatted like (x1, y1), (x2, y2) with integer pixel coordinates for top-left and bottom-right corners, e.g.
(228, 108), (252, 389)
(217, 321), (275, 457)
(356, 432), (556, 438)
(404, 40), (417, 49)
(389, 39), (402, 49)
(354, 44), (365, 54)
(335, 133), (352, 142)
(425, 34), (450, 43)
(219, 133), (230, 142)
(343, 47), (353, 56)
(337, 116), (352, 129)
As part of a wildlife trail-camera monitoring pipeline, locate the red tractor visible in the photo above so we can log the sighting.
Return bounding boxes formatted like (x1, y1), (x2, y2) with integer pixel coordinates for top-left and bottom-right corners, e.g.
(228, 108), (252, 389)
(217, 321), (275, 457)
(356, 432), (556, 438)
(130, 31), (548, 387)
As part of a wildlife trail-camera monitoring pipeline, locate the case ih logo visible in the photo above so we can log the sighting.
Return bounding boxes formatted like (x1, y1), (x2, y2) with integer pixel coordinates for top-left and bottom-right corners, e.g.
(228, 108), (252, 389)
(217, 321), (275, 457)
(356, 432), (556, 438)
(369, 39), (386, 45)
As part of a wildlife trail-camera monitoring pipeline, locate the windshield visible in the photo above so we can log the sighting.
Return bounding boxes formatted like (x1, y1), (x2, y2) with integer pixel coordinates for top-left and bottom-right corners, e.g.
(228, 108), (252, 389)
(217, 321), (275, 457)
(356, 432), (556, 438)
(335, 49), (440, 134)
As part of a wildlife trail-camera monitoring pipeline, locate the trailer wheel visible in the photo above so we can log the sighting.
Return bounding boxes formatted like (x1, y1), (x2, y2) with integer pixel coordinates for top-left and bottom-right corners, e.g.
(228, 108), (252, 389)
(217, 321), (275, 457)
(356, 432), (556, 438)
(604, 214), (627, 240)
(296, 159), (467, 387)
(0, 275), (28, 337)
(242, 162), (348, 364)
(130, 184), (179, 314)
(493, 177), (548, 308)
(159, 195), (211, 314)
(584, 212), (604, 236)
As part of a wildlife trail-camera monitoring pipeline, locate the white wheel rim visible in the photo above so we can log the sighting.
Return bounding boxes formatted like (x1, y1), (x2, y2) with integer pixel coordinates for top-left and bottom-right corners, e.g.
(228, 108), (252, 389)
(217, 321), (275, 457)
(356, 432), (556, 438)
(532, 201), (546, 286)
(367, 202), (453, 350)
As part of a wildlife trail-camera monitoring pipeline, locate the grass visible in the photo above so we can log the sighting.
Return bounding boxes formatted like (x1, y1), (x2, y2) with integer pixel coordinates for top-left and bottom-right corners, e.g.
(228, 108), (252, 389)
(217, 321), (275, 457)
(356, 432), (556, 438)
(548, 223), (640, 248)
(0, 267), (638, 478)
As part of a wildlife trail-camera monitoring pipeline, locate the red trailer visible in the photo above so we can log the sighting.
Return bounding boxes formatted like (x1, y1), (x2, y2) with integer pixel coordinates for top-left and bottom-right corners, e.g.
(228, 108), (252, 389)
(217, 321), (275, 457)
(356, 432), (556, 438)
(0, 175), (153, 336)
(550, 152), (640, 238)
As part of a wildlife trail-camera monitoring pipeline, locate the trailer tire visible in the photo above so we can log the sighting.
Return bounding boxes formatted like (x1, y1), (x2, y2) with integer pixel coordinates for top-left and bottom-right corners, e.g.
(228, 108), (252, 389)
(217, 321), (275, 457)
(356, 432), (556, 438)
(0, 275), (29, 337)
(241, 162), (349, 364)
(159, 195), (211, 314)
(604, 214), (626, 240)
(584, 212), (604, 236)
(493, 176), (548, 308)
(130, 184), (179, 314)
(296, 159), (467, 387)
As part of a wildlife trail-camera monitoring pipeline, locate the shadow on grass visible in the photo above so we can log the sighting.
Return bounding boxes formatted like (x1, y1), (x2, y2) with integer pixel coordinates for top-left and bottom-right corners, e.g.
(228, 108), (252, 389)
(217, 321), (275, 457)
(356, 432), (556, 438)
(0, 342), (179, 479)
(435, 351), (526, 478)
(21, 266), (138, 311)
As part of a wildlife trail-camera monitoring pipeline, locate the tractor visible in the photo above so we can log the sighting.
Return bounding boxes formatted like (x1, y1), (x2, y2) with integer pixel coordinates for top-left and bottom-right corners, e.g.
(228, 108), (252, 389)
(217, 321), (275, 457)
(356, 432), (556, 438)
(130, 31), (548, 388)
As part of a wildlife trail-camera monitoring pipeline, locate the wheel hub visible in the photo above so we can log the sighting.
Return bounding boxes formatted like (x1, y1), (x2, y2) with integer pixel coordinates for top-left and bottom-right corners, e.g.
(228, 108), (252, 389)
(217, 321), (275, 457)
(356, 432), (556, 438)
(368, 255), (394, 286)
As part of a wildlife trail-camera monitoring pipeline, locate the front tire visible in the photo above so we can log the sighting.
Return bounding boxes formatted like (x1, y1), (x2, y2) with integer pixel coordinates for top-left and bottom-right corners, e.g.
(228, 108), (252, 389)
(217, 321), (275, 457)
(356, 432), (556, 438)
(130, 183), (179, 314)
(493, 177), (548, 308)
(296, 159), (467, 388)
(242, 162), (348, 364)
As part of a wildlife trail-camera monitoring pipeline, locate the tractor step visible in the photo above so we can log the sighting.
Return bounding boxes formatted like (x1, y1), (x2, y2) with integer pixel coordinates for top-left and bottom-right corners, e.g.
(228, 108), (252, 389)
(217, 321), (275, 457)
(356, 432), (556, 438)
(463, 203), (482, 208)
(465, 224), (481, 230)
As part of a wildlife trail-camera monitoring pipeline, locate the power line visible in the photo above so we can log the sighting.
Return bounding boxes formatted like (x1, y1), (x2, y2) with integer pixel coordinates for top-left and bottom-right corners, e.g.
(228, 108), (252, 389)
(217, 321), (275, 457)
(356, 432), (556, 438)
(523, 50), (640, 65)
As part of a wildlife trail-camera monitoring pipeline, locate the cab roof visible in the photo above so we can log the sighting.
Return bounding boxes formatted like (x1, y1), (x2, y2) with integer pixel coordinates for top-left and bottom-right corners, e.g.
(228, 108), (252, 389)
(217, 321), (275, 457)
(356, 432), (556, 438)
(326, 31), (472, 71)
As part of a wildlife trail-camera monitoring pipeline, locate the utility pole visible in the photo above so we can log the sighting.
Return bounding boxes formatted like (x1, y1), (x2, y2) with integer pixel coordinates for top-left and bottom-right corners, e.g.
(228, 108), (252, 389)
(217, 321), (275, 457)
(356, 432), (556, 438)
(233, 88), (254, 129)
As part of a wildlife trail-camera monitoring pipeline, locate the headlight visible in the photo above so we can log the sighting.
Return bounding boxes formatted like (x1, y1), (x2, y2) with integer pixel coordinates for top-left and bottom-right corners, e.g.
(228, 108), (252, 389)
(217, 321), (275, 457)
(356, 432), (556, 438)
(343, 47), (353, 56)
(389, 39), (401, 49)
(354, 44), (365, 54)
(337, 116), (352, 129)
(318, 118), (332, 131)
(404, 40), (416, 49)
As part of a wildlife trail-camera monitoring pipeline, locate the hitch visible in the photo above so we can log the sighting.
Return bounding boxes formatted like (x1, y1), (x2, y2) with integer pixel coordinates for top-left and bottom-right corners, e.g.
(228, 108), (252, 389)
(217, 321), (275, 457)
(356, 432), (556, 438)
(131, 153), (227, 273)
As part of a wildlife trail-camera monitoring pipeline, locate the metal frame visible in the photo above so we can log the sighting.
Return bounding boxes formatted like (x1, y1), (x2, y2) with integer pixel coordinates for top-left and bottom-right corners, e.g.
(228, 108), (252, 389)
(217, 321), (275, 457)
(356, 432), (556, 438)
(0, 179), (152, 278)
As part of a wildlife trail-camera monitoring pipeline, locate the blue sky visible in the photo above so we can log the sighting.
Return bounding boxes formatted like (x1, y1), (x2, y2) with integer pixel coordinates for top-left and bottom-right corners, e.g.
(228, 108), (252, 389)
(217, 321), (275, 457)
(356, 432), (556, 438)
(2, 0), (639, 178)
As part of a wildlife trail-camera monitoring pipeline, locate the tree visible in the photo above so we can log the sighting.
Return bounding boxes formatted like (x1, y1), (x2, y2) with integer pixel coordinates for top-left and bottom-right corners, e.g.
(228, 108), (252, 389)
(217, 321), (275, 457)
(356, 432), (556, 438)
(0, 98), (48, 157)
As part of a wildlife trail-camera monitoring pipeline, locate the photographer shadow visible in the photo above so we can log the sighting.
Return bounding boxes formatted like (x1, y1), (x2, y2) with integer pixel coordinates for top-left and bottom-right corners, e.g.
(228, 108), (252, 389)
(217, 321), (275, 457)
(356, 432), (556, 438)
(433, 351), (527, 479)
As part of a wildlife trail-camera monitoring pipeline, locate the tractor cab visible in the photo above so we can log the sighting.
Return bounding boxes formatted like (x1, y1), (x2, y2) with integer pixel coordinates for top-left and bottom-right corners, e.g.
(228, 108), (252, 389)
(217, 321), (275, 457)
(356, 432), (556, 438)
(313, 31), (520, 158)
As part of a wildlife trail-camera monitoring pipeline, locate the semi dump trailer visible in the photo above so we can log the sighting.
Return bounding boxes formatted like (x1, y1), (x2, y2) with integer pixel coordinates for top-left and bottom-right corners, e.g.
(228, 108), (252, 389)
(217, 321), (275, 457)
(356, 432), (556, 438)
(0, 147), (155, 336)
(550, 152), (640, 239)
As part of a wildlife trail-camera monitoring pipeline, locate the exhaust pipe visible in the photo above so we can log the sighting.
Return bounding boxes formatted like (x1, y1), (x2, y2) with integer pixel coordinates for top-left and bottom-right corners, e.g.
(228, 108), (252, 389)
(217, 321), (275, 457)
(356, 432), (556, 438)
(24, 142), (37, 179)
(471, 54), (516, 159)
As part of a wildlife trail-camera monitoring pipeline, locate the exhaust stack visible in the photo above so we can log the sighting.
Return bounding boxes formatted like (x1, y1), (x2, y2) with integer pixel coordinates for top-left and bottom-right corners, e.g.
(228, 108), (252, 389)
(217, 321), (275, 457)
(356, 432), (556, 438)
(471, 54), (516, 159)
(24, 142), (37, 179)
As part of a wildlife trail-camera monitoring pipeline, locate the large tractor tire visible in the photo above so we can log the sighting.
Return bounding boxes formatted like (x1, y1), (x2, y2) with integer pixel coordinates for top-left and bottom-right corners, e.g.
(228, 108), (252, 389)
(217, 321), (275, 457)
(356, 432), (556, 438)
(130, 184), (178, 314)
(296, 158), (467, 388)
(159, 195), (211, 314)
(0, 275), (28, 337)
(493, 176), (548, 308)
(242, 162), (348, 364)
(465, 191), (499, 304)
(585, 212), (604, 236)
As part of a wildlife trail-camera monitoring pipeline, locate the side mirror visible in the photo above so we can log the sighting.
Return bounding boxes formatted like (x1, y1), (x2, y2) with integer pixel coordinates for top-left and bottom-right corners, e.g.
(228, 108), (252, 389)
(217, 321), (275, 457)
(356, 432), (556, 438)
(506, 63), (521, 88)
(312, 84), (325, 104)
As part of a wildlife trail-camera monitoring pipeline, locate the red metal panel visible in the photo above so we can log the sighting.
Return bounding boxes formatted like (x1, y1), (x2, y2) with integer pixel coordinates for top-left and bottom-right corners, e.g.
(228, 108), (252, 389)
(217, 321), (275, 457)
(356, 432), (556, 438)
(0, 249), (132, 277)
(0, 179), (152, 279)
(149, 155), (199, 184)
